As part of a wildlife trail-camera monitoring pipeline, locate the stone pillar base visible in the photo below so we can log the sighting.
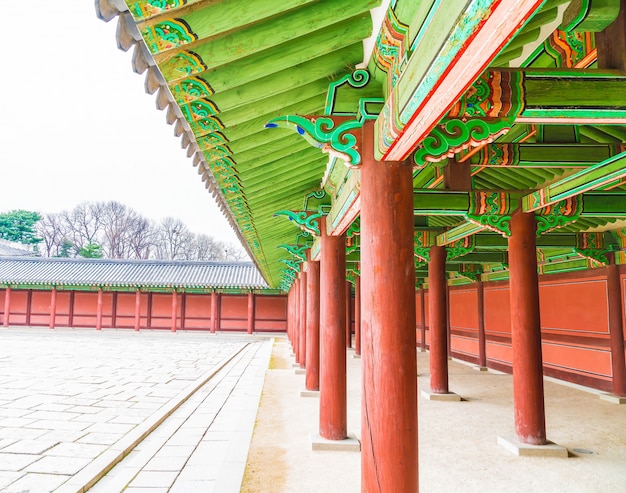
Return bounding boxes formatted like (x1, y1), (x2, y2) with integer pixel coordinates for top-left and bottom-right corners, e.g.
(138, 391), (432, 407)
(300, 389), (319, 397)
(421, 390), (462, 401)
(600, 393), (626, 404)
(294, 368), (306, 375)
(473, 366), (489, 372)
(497, 436), (568, 457)
(310, 433), (360, 451)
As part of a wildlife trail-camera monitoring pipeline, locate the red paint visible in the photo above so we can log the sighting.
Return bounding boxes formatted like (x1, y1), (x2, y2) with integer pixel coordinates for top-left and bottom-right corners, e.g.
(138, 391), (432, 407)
(306, 258), (320, 391)
(3, 286), (10, 327)
(429, 245), (449, 394)
(345, 280), (352, 349)
(509, 211), (546, 445)
(171, 291), (178, 332)
(319, 216), (347, 440)
(211, 292), (217, 333)
(299, 272), (307, 368)
(134, 290), (142, 331)
(294, 279), (300, 364)
(477, 281), (486, 368)
(49, 288), (57, 330)
(354, 275), (361, 356)
(607, 263), (626, 396)
(360, 122), (418, 492)
(96, 289), (103, 331)
(246, 292), (254, 334)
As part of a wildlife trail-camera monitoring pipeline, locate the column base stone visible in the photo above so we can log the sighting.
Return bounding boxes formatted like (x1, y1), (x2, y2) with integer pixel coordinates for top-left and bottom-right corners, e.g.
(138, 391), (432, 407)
(294, 368), (306, 375)
(352, 354), (361, 359)
(300, 389), (319, 397)
(473, 366), (489, 372)
(310, 432), (360, 452)
(421, 390), (462, 401)
(599, 393), (626, 404)
(497, 436), (568, 457)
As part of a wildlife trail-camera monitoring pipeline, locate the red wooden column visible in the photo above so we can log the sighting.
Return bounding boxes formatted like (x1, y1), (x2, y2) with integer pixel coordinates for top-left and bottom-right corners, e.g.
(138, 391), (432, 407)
(606, 259), (626, 397)
(354, 275), (361, 356)
(419, 288), (426, 351)
(429, 245), (449, 393)
(294, 278), (301, 364)
(477, 280), (487, 368)
(345, 281), (349, 349)
(508, 211), (546, 445)
(134, 289), (141, 332)
(319, 216), (347, 440)
(96, 288), (103, 331)
(3, 286), (11, 328)
(171, 291), (177, 333)
(299, 271), (307, 368)
(210, 292), (217, 334)
(306, 255), (321, 391)
(360, 121), (418, 492)
(49, 287), (58, 330)
(247, 292), (255, 335)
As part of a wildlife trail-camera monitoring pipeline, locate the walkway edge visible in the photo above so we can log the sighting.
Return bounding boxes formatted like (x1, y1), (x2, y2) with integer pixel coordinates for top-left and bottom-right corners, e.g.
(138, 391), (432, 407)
(55, 343), (250, 493)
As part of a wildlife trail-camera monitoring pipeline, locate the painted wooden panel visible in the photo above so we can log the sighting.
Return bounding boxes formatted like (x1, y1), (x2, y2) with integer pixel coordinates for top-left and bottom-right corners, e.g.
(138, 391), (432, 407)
(542, 341), (612, 378)
(451, 334), (479, 357)
(539, 279), (609, 335)
(55, 292), (72, 327)
(449, 288), (478, 330)
(486, 340), (513, 366)
(220, 295), (247, 331)
(150, 293), (180, 329)
(183, 294), (212, 330)
(484, 286), (511, 335)
(7, 290), (28, 325)
(255, 296), (287, 331)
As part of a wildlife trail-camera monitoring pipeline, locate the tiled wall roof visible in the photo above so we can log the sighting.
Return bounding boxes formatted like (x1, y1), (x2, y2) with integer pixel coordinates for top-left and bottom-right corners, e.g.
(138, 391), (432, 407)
(0, 257), (268, 290)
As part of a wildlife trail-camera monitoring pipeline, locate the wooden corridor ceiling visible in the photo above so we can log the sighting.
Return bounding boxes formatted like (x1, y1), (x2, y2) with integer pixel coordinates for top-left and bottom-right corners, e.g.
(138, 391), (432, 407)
(96, 0), (626, 289)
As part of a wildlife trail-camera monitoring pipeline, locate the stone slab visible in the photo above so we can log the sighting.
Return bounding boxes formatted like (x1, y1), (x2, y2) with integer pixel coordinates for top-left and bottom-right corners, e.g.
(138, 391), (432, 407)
(352, 354), (361, 359)
(294, 368), (306, 375)
(497, 436), (568, 458)
(599, 393), (626, 404)
(299, 390), (319, 398)
(310, 433), (361, 452)
(421, 390), (462, 401)
(473, 366), (489, 372)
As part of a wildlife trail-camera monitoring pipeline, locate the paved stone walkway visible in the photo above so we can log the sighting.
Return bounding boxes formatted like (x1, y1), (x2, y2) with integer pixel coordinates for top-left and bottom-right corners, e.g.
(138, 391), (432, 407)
(0, 328), (271, 492)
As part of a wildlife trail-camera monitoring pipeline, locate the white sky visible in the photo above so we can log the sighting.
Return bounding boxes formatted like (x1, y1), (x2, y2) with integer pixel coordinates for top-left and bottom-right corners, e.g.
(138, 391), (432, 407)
(0, 0), (241, 247)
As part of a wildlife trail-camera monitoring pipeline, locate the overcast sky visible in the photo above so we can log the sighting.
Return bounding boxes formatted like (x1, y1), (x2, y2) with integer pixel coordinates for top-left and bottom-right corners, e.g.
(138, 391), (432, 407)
(0, 1), (240, 247)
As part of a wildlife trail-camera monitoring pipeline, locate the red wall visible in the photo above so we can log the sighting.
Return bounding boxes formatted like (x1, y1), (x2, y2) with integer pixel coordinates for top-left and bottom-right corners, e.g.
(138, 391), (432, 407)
(415, 266), (626, 393)
(0, 290), (287, 333)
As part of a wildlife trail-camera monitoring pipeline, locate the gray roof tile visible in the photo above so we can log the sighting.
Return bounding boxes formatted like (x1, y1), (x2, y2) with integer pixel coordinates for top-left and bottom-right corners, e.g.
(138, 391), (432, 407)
(0, 257), (268, 290)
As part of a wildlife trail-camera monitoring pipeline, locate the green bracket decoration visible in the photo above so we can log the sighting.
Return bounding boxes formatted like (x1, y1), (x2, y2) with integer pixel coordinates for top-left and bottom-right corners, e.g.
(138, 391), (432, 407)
(574, 232), (610, 265)
(414, 118), (513, 167)
(324, 69), (383, 120)
(446, 237), (475, 261)
(535, 197), (582, 236)
(303, 189), (327, 211)
(265, 115), (363, 166)
(458, 264), (483, 282)
(274, 210), (321, 236)
(130, 0), (187, 19)
(346, 235), (360, 255)
(346, 218), (360, 239)
(277, 244), (308, 261)
(414, 230), (437, 262)
(466, 192), (514, 237)
(280, 258), (302, 272)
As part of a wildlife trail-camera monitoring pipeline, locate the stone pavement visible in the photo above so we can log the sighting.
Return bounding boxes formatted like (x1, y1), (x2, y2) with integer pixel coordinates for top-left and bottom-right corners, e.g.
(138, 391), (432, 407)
(0, 328), (272, 492)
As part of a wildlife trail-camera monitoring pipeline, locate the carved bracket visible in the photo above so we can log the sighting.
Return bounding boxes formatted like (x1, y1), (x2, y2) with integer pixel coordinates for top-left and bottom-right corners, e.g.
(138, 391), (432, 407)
(274, 210), (321, 236)
(266, 115), (363, 166)
(535, 197), (582, 236)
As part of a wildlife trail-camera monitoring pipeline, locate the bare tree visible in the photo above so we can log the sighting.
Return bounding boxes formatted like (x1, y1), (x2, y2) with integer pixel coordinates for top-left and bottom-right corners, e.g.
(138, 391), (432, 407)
(61, 202), (104, 250)
(37, 213), (71, 257)
(126, 215), (157, 259)
(155, 217), (193, 260)
(101, 201), (137, 259)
